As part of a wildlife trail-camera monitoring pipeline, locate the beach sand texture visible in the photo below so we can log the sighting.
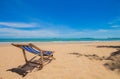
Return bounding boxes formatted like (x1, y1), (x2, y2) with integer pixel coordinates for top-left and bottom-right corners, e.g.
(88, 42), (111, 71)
(0, 42), (120, 79)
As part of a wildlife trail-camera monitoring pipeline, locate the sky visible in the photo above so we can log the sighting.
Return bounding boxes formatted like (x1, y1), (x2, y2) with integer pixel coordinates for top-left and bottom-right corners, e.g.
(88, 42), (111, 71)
(0, 0), (120, 38)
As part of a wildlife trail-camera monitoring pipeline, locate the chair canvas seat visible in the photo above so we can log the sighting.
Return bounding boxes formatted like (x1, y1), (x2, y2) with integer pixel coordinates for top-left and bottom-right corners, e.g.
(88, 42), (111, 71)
(22, 46), (40, 55)
(22, 46), (52, 56)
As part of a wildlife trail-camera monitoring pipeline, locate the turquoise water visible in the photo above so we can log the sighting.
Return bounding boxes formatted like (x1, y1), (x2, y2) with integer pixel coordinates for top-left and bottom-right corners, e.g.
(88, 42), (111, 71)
(0, 38), (120, 42)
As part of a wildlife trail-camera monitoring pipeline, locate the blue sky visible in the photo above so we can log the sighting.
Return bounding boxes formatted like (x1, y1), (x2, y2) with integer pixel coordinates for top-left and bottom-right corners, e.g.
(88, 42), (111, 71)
(0, 0), (120, 38)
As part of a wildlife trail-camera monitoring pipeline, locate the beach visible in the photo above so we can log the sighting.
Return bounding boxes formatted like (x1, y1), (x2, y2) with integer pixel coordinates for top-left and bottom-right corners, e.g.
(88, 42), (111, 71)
(0, 42), (120, 79)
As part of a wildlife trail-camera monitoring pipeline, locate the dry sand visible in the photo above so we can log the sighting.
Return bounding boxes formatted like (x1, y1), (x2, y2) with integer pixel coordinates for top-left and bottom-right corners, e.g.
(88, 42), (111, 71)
(0, 42), (120, 79)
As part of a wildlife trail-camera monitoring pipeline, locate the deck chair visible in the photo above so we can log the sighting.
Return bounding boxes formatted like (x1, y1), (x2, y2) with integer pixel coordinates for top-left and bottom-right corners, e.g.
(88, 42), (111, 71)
(11, 43), (55, 69)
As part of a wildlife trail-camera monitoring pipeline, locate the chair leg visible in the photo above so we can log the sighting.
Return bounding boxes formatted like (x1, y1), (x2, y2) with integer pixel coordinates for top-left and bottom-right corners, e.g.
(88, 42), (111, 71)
(47, 55), (56, 60)
(51, 51), (55, 60)
(22, 49), (28, 64)
(39, 56), (44, 70)
(50, 54), (56, 60)
(39, 64), (43, 70)
(52, 56), (56, 60)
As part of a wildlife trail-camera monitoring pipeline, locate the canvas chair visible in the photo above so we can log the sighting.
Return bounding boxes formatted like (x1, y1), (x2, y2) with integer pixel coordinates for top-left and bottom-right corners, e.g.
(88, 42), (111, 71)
(11, 43), (55, 69)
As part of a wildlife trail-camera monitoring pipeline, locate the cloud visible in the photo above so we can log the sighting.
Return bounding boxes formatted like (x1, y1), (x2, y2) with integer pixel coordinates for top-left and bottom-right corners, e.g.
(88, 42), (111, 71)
(97, 29), (108, 32)
(0, 28), (58, 38)
(108, 17), (120, 29)
(111, 25), (120, 28)
(0, 22), (38, 28)
(108, 17), (120, 25)
(0, 27), (120, 38)
(66, 29), (120, 38)
(0, 21), (120, 38)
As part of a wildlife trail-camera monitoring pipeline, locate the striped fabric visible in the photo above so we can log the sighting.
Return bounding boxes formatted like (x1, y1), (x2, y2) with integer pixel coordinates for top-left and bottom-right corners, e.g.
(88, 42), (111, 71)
(43, 51), (52, 56)
(21, 46), (52, 56)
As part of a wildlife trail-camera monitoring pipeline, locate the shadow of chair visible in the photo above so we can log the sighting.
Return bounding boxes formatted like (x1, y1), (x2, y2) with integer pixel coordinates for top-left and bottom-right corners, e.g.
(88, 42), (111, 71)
(7, 56), (52, 77)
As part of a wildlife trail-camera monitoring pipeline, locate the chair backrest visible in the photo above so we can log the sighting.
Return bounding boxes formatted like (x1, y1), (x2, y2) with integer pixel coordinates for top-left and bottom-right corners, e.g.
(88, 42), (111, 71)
(21, 46), (40, 55)
(11, 43), (41, 55)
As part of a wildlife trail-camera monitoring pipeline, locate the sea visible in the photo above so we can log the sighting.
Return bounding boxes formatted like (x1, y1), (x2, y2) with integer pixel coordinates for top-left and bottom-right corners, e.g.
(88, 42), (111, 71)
(0, 38), (120, 43)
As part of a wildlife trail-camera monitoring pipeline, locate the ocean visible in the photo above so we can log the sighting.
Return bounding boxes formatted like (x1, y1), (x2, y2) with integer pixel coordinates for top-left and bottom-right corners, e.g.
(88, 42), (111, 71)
(0, 38), (120, 43)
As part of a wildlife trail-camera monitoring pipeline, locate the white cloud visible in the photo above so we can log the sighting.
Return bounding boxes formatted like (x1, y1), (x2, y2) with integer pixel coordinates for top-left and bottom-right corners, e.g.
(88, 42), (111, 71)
(111, 25), (120, 28)
(108, 17), (120, 29)
(66, 29), (120, 38)
(108, 17), (120, 25)
(0, 28), (58, 38)
(0, 21), (120, 38)
(0, 22), (38, 28)
(97, 29), (108, 32)
(0, 27), (120, 38)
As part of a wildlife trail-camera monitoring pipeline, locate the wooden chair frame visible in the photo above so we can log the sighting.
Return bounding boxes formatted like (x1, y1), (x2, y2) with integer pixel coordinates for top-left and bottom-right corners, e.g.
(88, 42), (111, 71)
(11, 43), (55, 69)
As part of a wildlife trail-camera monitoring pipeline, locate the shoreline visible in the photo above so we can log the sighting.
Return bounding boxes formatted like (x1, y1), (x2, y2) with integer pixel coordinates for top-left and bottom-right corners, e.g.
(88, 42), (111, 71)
(0, 40), (120, 44)
(0, 41), (120, 47)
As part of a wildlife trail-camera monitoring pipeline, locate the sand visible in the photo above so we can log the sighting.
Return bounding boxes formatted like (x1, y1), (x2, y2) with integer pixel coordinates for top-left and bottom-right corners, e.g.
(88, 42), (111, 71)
(0, 42), (120, 79)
